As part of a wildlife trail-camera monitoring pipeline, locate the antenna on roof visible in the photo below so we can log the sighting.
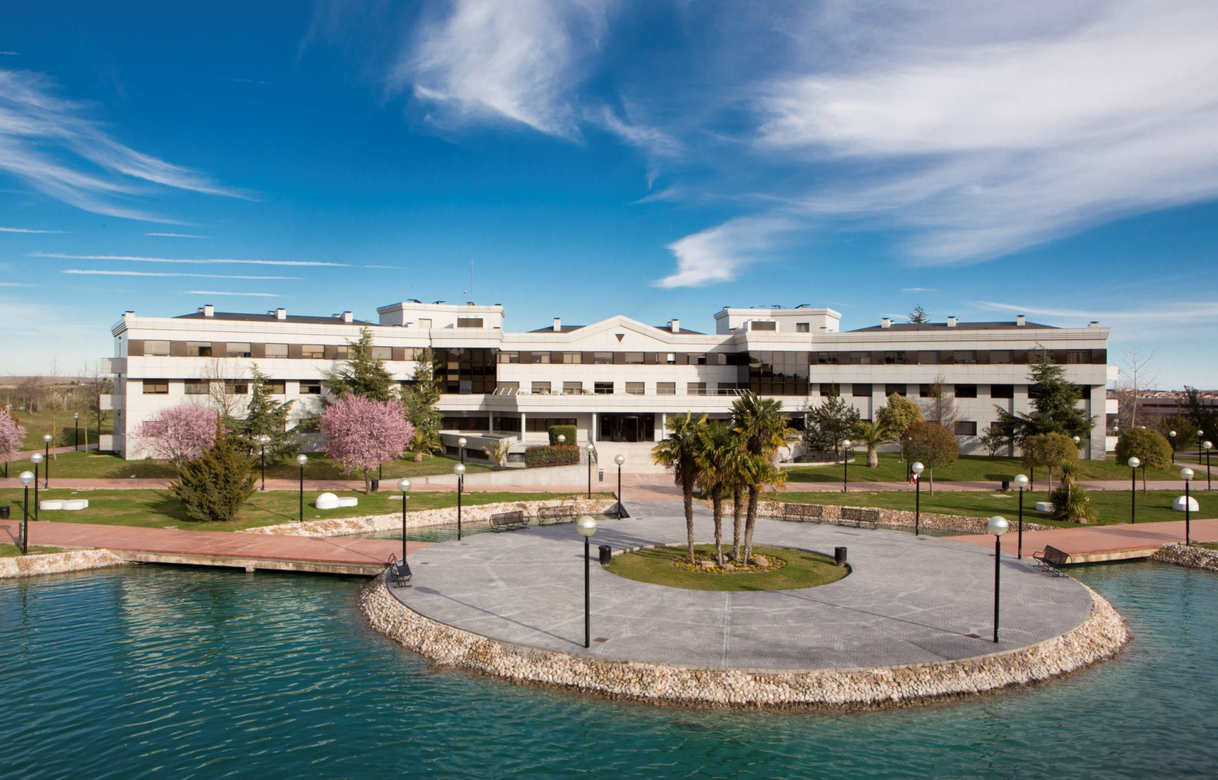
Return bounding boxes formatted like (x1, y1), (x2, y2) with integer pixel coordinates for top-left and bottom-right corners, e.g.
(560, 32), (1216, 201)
(463, 260), (474, 302)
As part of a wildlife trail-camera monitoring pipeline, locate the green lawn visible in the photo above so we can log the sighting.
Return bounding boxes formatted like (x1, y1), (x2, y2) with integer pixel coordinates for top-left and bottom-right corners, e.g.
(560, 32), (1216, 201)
(7, 408), (110, 451)
(0, 488), (595, 532)
(784, 451), (1186, 486)
(0, 544), (61, 558)
(2, 450), (490, 481)
(605, 544), (848, 592)
(778, 489), (1202, 528)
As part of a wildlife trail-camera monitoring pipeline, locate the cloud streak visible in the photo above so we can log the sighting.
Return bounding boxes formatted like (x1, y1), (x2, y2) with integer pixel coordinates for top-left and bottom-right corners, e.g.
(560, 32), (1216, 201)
(146, 232), (207, 239)
(0, 226), (67, 233)
(62, 269), (301, 280)
(33, 252), (348, 267)
(184, 289), (281, 297)
(654, 216), (795, 288)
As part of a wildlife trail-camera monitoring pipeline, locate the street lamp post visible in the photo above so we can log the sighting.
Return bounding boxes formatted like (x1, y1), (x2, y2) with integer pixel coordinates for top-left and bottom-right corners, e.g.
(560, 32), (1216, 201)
(585, 443), (595, 499)
(557, 434), (566, 445)
(454, 463), (466, 540)
(1181, 468), (1194, 544)
(842, 439), (852, 494)
(397, 478), (412, 564)
(1128, 457), (1140, 524)
(1169, 430), (1177, 464)
(74, 413), (80, 452)
(1205, 441), (1213, 491)
(576, 515), (598, 648)
(1013, 474), (1029, 558)
(18, 470), (34, 554)
(42, 433), (52, 487)
(988, 515), (1009, 643)
(614, 455), (625, 519)
(256, 435), (270, 491)
(1199, 431), (1205, 470)
(296, 454), (308, 523)
(458, 436), (467, 467)
(911, 462), (924, 536)
(30, 453), (42, 520)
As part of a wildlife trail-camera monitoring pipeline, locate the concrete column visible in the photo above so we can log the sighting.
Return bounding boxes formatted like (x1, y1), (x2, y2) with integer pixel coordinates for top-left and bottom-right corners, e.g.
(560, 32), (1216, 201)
(519, 412), (526, 441)
(488, 410), (494, 432)
(654, 413), (664, 442)
(592, 412), (598, 442)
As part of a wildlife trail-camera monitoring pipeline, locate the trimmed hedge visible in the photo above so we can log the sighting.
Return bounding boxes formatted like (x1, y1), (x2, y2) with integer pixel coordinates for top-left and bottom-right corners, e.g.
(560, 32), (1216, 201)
(524, 444), (580, 468)
(548, 425), (578, 446)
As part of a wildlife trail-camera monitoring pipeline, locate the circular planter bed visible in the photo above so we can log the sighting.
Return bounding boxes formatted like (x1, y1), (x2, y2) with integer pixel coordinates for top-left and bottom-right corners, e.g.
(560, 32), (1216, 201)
(604, 544), (848, 592)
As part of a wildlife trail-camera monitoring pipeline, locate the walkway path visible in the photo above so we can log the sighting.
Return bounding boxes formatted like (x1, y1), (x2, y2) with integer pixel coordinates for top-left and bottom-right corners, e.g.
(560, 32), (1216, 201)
(949, 517), (1218, 562)
(0, 519), (428, 576)
(2, 442), (98, 462)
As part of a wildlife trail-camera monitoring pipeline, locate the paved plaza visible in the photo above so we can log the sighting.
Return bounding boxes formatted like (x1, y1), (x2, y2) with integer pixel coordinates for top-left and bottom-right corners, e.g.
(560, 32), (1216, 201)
(390, 500), (1094, 671)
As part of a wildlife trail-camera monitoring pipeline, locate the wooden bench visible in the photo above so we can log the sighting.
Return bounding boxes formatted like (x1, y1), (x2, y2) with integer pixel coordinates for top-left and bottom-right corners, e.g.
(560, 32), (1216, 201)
(1032, 545), (1069, 576)
(536, 505), (575, 525)
(780, 503), (824, 523)
(839, 507), (880, 529)
(490, 510), (530, 532)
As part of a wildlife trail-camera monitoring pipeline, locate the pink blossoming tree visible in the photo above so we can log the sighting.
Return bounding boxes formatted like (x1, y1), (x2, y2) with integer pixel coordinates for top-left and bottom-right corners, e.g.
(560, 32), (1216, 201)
(320, 396), (414, 493)
(136, 404), (218, 463)
(0, 409), (26, 478)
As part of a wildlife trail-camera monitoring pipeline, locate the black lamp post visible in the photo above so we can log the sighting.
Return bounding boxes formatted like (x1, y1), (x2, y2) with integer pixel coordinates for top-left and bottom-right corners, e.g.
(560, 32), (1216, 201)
(454, 462), (466, 540)
(1205, 441), (1213, 491)
(988, 515), (1009, 643)
(842, 439), (852, 494)
(1128, 456), (1140, 524)
(42, 433), (52, 488)
(296, 454), (308, 523)
(1013, 474), (1029, 558)
(458, 436), (467, 467)
(397, 478), (412, 564)
(1169, 430), (1177, 464)
(30, 453), (42, 520)
(614, 454), (625, 519)
(911, 461), (924, 536)
(1181, 468), (1194, 544)
(585, 443), (595, 499)
(576, 515), (598, 648)
(1199, 430), (1205, 469)
(256, 435), (269, 491)
(74, 413), (80, 452)
(18, 470), (34, 554)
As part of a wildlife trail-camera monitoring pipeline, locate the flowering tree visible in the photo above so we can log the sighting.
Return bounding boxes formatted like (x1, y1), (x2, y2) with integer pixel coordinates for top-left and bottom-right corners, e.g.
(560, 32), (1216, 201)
(0, 409), (26, 478)
(321, 396), (414, 493)
(136, 404), (218, 463)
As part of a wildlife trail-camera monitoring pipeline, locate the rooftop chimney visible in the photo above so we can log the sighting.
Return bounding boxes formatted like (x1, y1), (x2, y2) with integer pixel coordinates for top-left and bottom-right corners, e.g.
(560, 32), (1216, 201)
(1088, 321), (1099, 329)
(342, 311), (353, 323)
(670, 319), (680, 333)
(1016, 314), (1026, 327)
(946, 315), (957, 328)
(203, 304), (214, 318)
(880, 317), (892, 329)
(552, 317), (562, 332)
(275, 308), (286, 321)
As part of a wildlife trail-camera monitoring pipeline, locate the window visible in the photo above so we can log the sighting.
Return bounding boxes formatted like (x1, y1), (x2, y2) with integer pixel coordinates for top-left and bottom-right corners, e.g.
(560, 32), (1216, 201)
(594, 382), (614, 395)
(990, 350), (1013, 364)
(796, 322), (810, 333)
(562, 381), (583, 395)
(665, 353), (677, 364)
(143, 380), (169, 395)
(225, 380), (249, 395)
(954, 421), (978, 436)
(918, 351), (938, 364)
(531, 381), (551, 394)
(991, 384), (1014, 400)
(656, 382), (676, 396)
(184, 379), (208, 395)
(1065, 351), (1090, 364)
(456, 317), (484, 329)
(371, 346), (393, 361)
(954, 351), (977, 364)
(494, 416), (522, 433)
(748, 351), (811, 396)
(526, 417), (577, 433)
(301, 382), (322, 395)
(885, 383), (907, 397)
(333, 345), (350, 360)
(268, 381), (286, 395)
(562, 352), (581, 364)
(850, 352), (872, 365)
(687, 382), (707, 396)
(499, 352), (520, 364)
(821, 383), (839, 397)
(624, 352), (644, 364)
(750, 320), (777, 331)
(884, 351), (907, 365)
(625, 382), (644, 395)
(301, 344), (324, 359)
(227, 342), (252, 358)
(919, 384), (932, 398)
(593, 352), (613, 364)
(187, 341), (212, 357)
(815, 352), (839, 365)
(265, 343), (288, 358)
(853, 383), (873, 397)
(692, 354), (708, 366)
(530, 352), (551, 364)
(956, 384), (978, 399)
(496, 381), (519, 394)
(144, 340), (170, 356)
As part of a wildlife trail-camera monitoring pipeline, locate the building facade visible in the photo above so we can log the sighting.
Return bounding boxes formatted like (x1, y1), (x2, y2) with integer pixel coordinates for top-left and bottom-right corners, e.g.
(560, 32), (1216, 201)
(102, 301), (1117, 460)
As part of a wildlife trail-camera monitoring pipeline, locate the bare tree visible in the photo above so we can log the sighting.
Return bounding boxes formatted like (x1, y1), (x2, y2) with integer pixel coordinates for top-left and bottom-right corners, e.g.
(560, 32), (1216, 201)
(17, 376), (42, 412)
(200, 358), (249, 418)
(79, 360), (115, 436)
(922, 373), (960, 431)
(1114, 338), (1158, 431)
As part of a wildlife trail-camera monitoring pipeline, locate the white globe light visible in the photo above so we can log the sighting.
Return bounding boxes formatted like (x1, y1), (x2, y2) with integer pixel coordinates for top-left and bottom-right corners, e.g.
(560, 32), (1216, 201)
(30, 453), (42, 465)
(1170, 430), (1177, 437)
(911, 462), (924, 475)
(1013, 474), (1029, 489)
(842, 439), (852, 448)
(576, 514), (598, 538)
(454, 463), (466, 476)
(74, 413), (80, 420)
(614, 454), (625, 466)
(18, 470), (34, 486)
(988, 516), (1009, 537)
(1127, 457), (1140, 469)
(43, 434), (52, 442)
(585, 443), (595, 452)
(1072, 436), (1080, 444)
(1181, 468), (1194, 482)
(557, 434), (566, 444)
(1206, 441), (1213, 451)
(397, 478), (412, 492)
(296, 454), (308, 466)
(1199, 430), (1206, 438)
(457, 436), (467, 447)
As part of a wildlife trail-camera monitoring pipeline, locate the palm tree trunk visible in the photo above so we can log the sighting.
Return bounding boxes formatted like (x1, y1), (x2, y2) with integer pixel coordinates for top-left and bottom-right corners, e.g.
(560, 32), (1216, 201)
(867, 446), (878, 468)
(683, 474), (696, 563)
(744, 485), (760, 563)
(929, 469), (935, 495)
(732, 485), (744, 562)
(712, 489), (723, 566)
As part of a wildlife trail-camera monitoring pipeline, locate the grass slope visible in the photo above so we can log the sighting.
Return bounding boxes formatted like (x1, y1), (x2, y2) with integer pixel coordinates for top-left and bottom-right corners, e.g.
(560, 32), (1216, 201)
(7, 409), (111, 451)
(0, 544), (61, 558)
(605, 544), (848, 592)
(784, 451), (1186, 485)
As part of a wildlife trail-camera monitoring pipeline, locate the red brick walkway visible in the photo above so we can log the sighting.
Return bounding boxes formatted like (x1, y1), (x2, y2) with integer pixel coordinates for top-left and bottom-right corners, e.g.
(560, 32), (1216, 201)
(949, 517), (1218, 558)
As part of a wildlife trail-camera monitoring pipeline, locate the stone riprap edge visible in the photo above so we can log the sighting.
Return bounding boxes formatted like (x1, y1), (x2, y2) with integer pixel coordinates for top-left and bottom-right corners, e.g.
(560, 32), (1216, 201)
(360, 578), (1128, 710)
(758, 500), (1056, 535)
(243, 498), (618, 538)
(1151, 544), (1218, 572)
(0, 549), (125, 579)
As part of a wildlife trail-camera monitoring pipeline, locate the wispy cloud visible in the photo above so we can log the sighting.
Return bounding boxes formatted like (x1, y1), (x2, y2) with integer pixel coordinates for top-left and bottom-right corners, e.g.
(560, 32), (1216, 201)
(0, 226), (67, 233)
(62, 269), (301, 280)
(34, 252), (348, 267)
(0, 282), (38, 287)
(0, 52), (17, 56)
(183, 289), (281, 297)
(230, 78), (271, 86)
(146, 232), (207, 239)
(653, 216), (795, 288)
(902, 287), (936, 293)
(0, 69), (250, 221)
(978, 299), (1218, 326)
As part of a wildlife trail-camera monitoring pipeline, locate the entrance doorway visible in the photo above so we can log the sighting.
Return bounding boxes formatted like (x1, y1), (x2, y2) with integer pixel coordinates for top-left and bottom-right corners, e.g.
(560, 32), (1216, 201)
(599, 414), (655, 443)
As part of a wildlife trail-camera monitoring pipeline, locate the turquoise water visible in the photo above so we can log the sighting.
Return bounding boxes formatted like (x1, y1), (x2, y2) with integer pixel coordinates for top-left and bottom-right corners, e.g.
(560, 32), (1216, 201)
(1, 562), (1214, 778)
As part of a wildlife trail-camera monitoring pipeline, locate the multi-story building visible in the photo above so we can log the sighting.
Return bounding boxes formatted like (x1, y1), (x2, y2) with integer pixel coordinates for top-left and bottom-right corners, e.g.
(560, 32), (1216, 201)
(101, 301), (1117, 461)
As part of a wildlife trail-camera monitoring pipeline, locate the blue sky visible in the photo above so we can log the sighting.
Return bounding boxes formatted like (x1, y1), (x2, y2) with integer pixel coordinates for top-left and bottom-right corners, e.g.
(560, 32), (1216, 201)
(2, 0), (1217, 387)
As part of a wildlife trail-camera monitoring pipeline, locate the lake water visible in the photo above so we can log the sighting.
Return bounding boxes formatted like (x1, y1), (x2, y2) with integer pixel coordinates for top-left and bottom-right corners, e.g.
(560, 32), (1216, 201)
(0, 561), (1214, 778)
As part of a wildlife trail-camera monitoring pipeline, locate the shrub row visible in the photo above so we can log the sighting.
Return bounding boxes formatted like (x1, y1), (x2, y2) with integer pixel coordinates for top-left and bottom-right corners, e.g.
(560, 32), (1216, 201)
(524, 444), (580, 468)
(547, 425), (578, 446)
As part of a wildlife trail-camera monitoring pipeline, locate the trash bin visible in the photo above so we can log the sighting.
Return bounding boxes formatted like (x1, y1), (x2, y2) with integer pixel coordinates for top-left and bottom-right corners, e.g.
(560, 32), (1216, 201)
(1001, 479), (1010, 492)
(834, 546), (848, 567)
(0, 505), (9, 520)
(370, 479), (379, 493)
(598, 544), (612, 564)
(598, 469), (604, 482)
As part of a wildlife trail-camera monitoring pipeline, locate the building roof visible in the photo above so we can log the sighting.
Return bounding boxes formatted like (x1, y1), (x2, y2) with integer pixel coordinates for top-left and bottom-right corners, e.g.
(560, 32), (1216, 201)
(174, 311), (372, 325)
(849, 321), (1057, 333)
(651, 325), (705, 335)
(528, 325), (586, 333)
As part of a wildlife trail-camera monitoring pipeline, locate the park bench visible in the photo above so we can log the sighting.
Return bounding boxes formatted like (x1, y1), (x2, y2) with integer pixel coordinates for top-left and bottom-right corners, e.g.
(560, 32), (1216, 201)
(838, 507), (880, 529)
(1032, 546), (1069, 576)
(489, 510), (530, 532)
(780, 503), (824, 523)
(536, 505), (575, 525)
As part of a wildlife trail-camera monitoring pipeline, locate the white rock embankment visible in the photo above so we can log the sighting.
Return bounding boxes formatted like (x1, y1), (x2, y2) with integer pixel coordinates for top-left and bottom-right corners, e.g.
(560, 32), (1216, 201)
(360, 578), (1128, 710)
(755, 500), (1056, 534)
(1151, 544), (1218, 572)
(0, 549), (125, 579)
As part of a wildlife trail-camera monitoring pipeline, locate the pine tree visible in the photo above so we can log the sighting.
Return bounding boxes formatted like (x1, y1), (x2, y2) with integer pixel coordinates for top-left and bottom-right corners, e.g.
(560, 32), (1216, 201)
(908, 305), (929, 324)
(323, 328), (396, 402)
(172, 419), (256, 523)
(229, 365), (296, 462)
(996, 349), (1095, 444)
(402, 347), (443, 461)
(803, 395), (861, 456)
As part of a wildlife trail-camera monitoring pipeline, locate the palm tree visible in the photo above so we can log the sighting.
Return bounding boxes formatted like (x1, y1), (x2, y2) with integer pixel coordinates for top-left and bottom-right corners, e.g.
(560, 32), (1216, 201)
(695, 422), (738, 566)
(651, 412), (708, 562)
(725, 445), (757, 563)
(731, 392), (797, 563)
(851, 420), (891, 468)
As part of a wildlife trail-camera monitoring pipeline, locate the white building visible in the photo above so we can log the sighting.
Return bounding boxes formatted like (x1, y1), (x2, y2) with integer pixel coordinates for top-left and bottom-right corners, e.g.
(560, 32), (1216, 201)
(102, 301), (1117, 461)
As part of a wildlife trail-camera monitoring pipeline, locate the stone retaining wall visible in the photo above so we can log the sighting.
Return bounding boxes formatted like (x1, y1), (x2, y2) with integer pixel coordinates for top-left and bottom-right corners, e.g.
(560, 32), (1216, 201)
(0, 549), (125, 579)
(759, 501), (1056, 534)
(1151, 544), (1218, 572)
(242, 498), (618, 538)
(361, 578), (1128, 710)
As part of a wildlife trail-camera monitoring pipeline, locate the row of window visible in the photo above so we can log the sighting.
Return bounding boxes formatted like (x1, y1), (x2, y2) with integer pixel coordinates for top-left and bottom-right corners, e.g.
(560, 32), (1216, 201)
(132, 340), (428, 361)
(142, 379), (322, 395)
(819, 383), (1017, 399)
